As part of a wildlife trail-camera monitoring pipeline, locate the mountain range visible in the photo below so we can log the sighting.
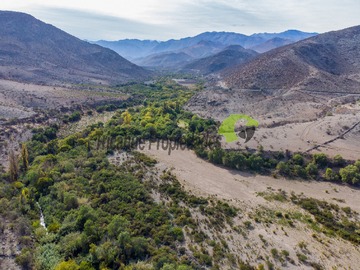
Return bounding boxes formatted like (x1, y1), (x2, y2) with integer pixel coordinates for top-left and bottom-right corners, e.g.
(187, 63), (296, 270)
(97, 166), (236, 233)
(95, 30), (317, 69)
(0, 11), (151, 85)
(186, 24), (360, 126)
(1, 10), (359, 94)
(0, 11), (319, 82)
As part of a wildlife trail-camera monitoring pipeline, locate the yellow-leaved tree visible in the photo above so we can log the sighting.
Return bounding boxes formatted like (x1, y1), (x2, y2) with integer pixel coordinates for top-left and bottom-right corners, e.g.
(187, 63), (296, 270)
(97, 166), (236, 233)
(121, 111), (132, 125)
(21, 143), (29, 172)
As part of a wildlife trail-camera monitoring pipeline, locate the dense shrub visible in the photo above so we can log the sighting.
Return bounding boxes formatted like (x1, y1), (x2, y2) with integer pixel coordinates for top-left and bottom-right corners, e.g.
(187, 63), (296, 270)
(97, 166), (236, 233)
(339, 165), (360, 184)
(313, 153), (328, 168)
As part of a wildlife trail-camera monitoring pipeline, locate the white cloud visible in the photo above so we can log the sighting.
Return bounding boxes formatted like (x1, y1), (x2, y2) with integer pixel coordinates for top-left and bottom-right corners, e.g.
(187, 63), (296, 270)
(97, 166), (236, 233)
(0, 0), (359, 40)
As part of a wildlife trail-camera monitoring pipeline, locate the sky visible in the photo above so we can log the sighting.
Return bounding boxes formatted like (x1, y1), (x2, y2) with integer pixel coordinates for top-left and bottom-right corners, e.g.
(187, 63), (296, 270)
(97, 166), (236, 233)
(1, 0), (360, 41)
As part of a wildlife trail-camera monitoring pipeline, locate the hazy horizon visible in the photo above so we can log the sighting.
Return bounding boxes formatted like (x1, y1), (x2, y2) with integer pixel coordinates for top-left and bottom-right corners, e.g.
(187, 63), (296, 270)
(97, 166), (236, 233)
(0, 0), (359, 41)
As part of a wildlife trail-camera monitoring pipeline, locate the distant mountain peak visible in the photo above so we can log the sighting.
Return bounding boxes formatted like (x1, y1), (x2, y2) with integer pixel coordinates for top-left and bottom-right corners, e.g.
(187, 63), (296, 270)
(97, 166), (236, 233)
(95, 30), (317, 64)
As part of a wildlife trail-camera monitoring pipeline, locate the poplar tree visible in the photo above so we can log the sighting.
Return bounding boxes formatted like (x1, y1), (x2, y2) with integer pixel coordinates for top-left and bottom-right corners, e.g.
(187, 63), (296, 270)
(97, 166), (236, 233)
(9, 149), (19, 182)
(21, 143), (29, 172)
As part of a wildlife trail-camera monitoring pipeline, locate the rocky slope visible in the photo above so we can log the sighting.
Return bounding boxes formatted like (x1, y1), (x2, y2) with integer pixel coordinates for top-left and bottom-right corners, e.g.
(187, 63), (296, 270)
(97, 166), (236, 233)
(134, 52), (193, 69)
(224, 25), (360, 93)
(250, 37), (293, 53)
(0, 11), (151, 85)
(183, 45), (258, 75)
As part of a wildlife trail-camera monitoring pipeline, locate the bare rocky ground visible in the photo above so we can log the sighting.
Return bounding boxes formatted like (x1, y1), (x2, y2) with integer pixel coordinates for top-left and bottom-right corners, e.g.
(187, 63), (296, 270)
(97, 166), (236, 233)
(0, 218), (21, 270)
(58, 111), (117, 138)
(0, 79), (128, 171)
(0, 79), (127, 120)
(0, 123), (34, 172)
(138, 145), (360, 269)
(186, 87), (360, 160)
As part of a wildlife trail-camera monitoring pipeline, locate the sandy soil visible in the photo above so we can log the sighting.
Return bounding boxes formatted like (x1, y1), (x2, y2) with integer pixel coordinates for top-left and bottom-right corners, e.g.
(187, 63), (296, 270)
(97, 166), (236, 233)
(186, 87), (360, 160)
(172, 79), (198, 89)
(230, 112), (360, 160)
(139, 145), (360, 269)
(141, 145), (360, 212)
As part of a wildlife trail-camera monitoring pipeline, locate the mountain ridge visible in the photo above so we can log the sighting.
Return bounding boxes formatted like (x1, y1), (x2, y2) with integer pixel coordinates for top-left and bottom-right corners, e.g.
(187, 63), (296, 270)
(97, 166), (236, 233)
(0, 11), (151, 85)
(94, 30), (317, 61)
(223, 25), (360, 93)
(182, 45), (258, 75)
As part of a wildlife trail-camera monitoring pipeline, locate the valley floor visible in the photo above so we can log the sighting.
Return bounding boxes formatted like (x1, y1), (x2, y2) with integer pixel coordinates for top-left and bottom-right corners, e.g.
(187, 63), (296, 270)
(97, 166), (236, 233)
(140, 145), (360, 269)
(186, 87), (360, 160)
(236, 113), (360, 161)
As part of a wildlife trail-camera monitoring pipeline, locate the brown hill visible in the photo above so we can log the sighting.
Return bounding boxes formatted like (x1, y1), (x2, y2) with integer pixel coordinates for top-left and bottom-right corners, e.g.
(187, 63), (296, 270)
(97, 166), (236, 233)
(0, 11), (151, 85)
(224, 25), (360, 93)
(134, 52), (193, 69)
(183, 45), (258, 75)
(250, 37), (293, 53)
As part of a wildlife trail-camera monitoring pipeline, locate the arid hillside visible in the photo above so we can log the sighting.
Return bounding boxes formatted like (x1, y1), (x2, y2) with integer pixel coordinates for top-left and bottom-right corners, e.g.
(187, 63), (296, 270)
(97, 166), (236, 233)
(183, 45), (258, 75)
(186, 25), (360, 158)
(224, 25), (360, 93)
(139, 145), (360, 269)
(0, 11), (151, 85)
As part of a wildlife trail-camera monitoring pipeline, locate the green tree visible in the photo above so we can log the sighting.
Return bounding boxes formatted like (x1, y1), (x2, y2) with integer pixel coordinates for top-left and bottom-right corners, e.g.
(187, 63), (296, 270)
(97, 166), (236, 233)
(107, 215), (129, 238)
(313, 153), (328, 168)
(222, 152), (236, 168)
(293, 165), (307, 179)
(96, 241), (119, 267)
(306, 162), (318, 178)
(20, 187), (30, 204)
(21, 144), (29, 172)
(9, 149), (19, 182)
(324, 168), (339, 182)
(339, 165), (360, 184)
(208, 148), (225, 164)
(276, 161), (290, 176)
(68, 111), (82, 122)
(44, 127), (58, 140)
(78, 261), (95, 270)
(15, 248), (33, 270)
(247, 155), (264, 171)
(233, 152), (247, 169)
(36, 177), (53, 193)
(122, 111), (132, 125)
(292, 154), (304, 166)
(355, 160), (360, 170)
(89, 128), (103, 150)
(55, 260), (79, 270)
(64, 193), (79, 210)
(333, 154), (346, 166)
(60, 232), (83, 258)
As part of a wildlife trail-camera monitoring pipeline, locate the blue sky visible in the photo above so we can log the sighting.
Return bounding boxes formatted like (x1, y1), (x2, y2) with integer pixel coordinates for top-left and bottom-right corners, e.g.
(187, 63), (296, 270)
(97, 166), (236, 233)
(1, 0), (359, 41)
